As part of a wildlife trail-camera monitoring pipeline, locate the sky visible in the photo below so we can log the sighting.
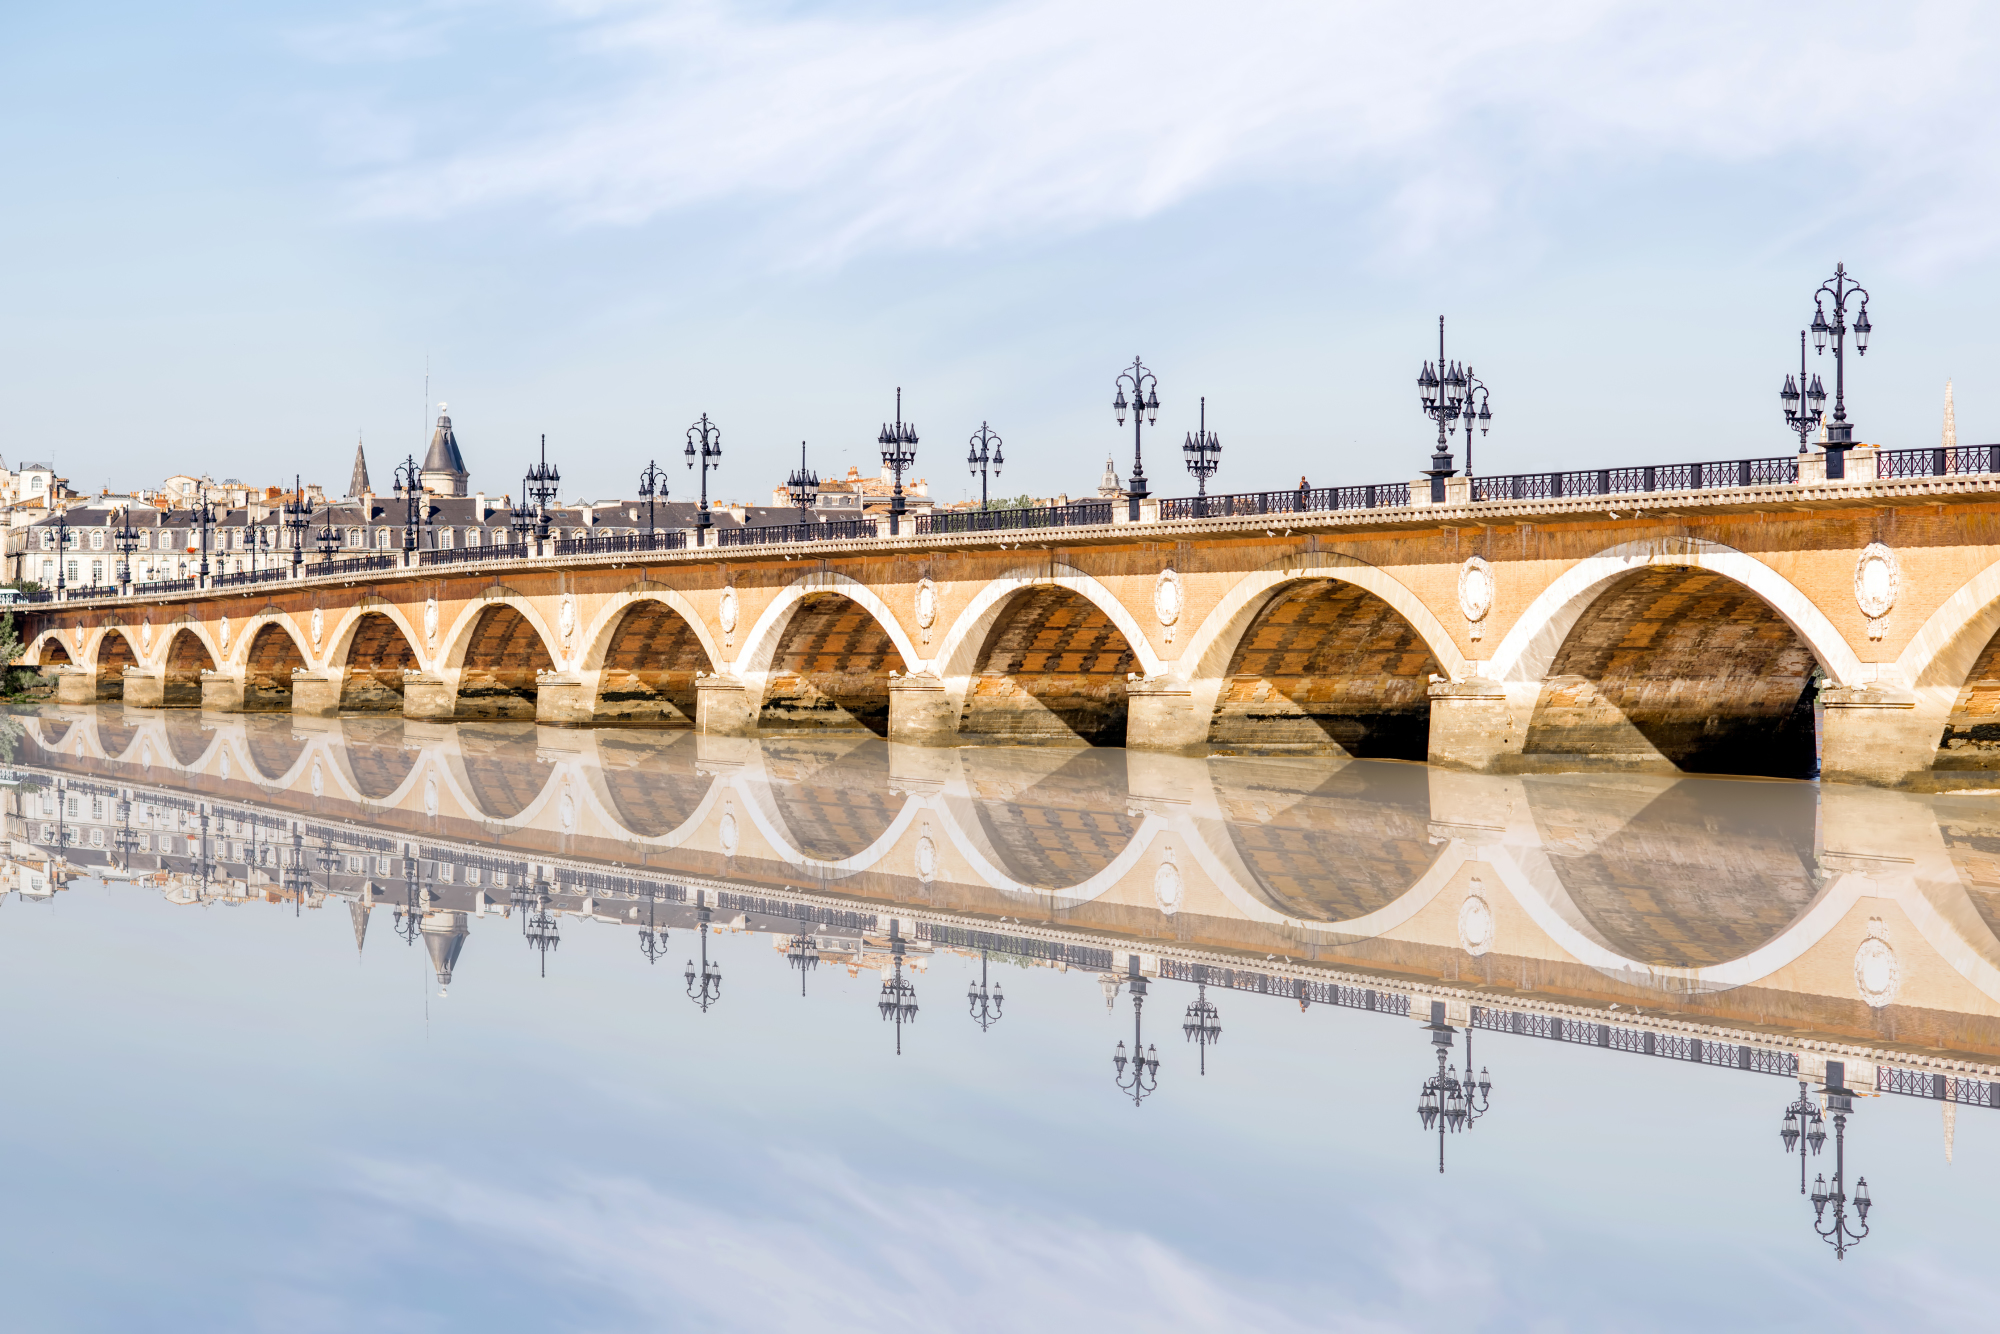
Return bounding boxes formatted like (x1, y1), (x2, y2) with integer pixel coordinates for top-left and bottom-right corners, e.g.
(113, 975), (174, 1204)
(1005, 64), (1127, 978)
(4, 1), (2000, 506)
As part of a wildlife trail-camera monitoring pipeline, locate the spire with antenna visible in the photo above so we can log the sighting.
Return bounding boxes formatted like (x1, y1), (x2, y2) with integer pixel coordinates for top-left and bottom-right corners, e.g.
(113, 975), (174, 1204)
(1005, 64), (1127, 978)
(349, 433), (371, 499)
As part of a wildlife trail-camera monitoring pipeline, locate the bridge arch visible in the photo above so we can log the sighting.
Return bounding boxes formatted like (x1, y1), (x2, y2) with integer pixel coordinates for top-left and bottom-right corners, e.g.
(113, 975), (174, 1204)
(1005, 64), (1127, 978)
(1491, 541), (1850, 778)
(91, 629), (141, 701)
(736, 575), (917, 735)
(1177, 554), (1464, 758)
(238, 620), (310, 711)
(26, 632), (71, 667)
(161, 626), (217, 707)
(326, 607), (423, 712)
(1895, 557), (2000, 770)
(439, 597), (559, 721)
(930, 564), (1164, 746)
(575, 590), (719, 727)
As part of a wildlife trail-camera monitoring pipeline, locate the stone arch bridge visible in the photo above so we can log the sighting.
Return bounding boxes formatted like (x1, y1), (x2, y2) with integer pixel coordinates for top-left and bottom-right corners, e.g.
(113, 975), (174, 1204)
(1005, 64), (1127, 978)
(21, 470), (2000, 788)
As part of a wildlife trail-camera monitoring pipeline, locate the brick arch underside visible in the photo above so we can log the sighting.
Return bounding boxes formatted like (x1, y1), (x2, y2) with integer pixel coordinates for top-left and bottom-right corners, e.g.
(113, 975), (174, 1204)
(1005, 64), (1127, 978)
(163, 630), (214, 707)
(342, 614), (419, 711)
(244, 624), (307, 711)
(759, 594), (909, 735)
(1523, 566), (1817, 779)
(596, 601), (711, 726)
(960, 588), (1135, 746)
(1210, 581), (1441, 759)
(1936, 623), (2000, 769)
(458, 607), (553, 720)
(1213, 759), (1442, 919)
(95, 632), (139, 701)
(37, 639), (71, 666)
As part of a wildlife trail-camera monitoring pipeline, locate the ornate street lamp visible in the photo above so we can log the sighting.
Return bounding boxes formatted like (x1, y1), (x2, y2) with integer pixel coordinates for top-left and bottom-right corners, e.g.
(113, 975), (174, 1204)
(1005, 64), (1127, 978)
(394, 852), (425, 946)
(1808, 262), (1873, 478)
(1414, 1001), (1492, 1173)
(1182, 975), (1222, 1075)
(46, 509), (74, 595)
(637, 885), (671, 964)
(637, 460), (669, 548)
(114, 508), (140, 591)
(1779, 331), (1828, 455)
(1112, 357), (1159, 522)
(787, 927), (820, 996)
(878, 389), (919, 536)
(509, 486), (537, 547)
(1809, 1062), (1873, 1260)
(315, 509), (343, 565)
(525, 872), (560, 978)
(1779, 1076), (1828, 1194)
(685, 415), (721, 546)
(111, 796), (138, 872)
(966, 947), (1003, 1032)
(526, 435), (561, 541)
(1182, 397), (1221, 518)
(392, 456), (426, 552)
(283, 475), (313, 572)
(191, 488), (218, 586)
(1111, 955), (1159, 1106)
(878, 921), (919, 1054)
(786, 442), (819, 520)
(685, 889), (723, 1011)
(1417, 317), (1491, 498)
(966, 422), (1002, 512)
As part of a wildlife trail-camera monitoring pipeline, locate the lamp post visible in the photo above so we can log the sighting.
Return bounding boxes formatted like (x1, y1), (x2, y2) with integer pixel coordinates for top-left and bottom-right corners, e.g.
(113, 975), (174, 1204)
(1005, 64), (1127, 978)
(685, 415), (721, 547)
(1111, 955), (1159, 1106)
(877, 390), (919, 536)
(113, 508), (140, 592)
(1182, 976), (1222, 1075)
(1779, 331), (1828, 455)
(786, 442), (819, 521)
(1414, 1001), (1492, 1173)
(526, 435), (561, 542)
(47, 510), (74, 595)
(283, 476), (313, 573)
(966, 422), (1002, 511)
(1779, 1077), (1828, 1195)
(1112, 357), (1159, 522)
(787, 928), (820, 996)
(1809, 1062), (1873, 1260)
(315, 509), (342, 566)
(509, 486), (536, 548)
(966, 947), (1003, 1032)
(1808, 262), (1873, 479)
(685, 889), (723, 1012)
(394, 851), (425, 946)
(878, 921), (919, 1054)
(637, 885), (671, 964)
(638, 460), (668, 549)
(1417, 317), (1490, 499)
(1182, 397), (1221, 518)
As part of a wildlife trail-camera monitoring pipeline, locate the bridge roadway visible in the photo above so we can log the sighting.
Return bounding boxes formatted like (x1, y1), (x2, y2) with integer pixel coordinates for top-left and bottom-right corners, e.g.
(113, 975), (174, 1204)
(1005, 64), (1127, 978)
(19, 457), (2000, 787)
(12, 703), (2000, 1092)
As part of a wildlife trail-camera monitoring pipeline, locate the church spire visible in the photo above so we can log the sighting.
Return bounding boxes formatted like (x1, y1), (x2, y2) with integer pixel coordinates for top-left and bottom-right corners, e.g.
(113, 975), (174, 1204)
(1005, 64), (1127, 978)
(350, 898), (371, 955)
(350, 436), (371, 499)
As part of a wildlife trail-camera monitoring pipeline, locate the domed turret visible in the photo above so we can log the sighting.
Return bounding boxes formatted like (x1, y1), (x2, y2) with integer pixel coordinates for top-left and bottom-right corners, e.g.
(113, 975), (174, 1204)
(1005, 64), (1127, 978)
(421, 910), (470, 994)
(420, 405), (469, 498)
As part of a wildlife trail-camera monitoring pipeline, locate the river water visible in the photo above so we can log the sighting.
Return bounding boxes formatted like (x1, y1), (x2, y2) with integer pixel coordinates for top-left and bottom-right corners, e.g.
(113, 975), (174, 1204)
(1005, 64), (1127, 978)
(1, 706), (1995, 1332)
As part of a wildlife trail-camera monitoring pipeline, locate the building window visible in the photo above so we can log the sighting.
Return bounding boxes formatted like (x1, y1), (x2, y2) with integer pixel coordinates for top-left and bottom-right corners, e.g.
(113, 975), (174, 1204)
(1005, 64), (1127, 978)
(465, 528), (480, 546)
(138, 531), (151, 550)
(376, 528), (391, 549)
(30, 475), (43, 492)
(65, 560), (77, 582)
(39, 560), (51, 583)
(439, 529), (453, 549)
(39, 529), (52, 549)
(90, 531), (104, 551)
(348, 528), (362, 547)
(91, 560), (103, 583)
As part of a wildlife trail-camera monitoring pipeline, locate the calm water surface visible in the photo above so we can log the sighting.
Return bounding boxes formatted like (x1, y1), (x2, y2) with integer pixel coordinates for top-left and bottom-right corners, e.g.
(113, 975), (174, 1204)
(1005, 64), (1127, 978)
(1, 706), (1996, 1333)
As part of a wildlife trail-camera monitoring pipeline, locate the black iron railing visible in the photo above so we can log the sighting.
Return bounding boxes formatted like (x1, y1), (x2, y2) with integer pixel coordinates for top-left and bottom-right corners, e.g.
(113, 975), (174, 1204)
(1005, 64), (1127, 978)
(212, 567), (292, 588)
(11, 589), (56, 604)
(552, 530), (688, 557)
(715, 519), (875, 547)
(1160, 483), (1412, 521)
(1472, 1007), (1799, 1074)
(1876, 1065), (1999, 1108)
(917, 501), (1115, 535)
(1471, 456), (1799, 502)
(419, 539), (536, 566)
(1156, 959), (1414, 1014)
(1875, 443), (2000, 479)
(65, 585), (118, 600)
(309, 555), (398, 579)
(916, 923), (1115, 972)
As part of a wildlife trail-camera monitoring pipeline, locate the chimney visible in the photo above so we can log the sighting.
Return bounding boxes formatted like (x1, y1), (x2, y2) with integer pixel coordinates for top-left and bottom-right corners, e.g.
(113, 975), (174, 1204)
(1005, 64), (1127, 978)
(475, 492), (486, 519)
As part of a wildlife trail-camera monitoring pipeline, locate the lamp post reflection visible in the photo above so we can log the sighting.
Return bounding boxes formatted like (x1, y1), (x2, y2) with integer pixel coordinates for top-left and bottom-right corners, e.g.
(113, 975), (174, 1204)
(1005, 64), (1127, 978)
(685, 889), (722, 1012)
(393, 850), (425, 946)
(1779, 1078), (1827, 1194)
(787, 928), (820, 996)
(1810, 1062), (1873, 1260)
(1111, 956), (1159, 1106)
(1182, 974), (1221, 1075)
(1415, 1001), (1492, 1173)
(525, 872), (560, 978)
(879, 921), (918, 1054)
(967, 947), (1003, 1032)
(637, 885), (671, 965)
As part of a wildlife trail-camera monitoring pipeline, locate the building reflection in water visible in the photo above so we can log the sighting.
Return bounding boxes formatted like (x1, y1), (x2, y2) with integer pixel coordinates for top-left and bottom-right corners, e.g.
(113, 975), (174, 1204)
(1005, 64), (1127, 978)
(12, 707), (2000, 1255)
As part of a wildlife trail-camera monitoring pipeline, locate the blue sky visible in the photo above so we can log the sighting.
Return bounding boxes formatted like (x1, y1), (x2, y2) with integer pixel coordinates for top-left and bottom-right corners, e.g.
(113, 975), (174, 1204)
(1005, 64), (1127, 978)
(4, 2), (1998, 505)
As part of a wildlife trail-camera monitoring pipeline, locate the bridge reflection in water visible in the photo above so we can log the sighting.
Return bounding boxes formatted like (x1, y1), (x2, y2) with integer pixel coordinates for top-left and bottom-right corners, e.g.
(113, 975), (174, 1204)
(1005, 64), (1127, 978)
(9, 704), (2000, 1249)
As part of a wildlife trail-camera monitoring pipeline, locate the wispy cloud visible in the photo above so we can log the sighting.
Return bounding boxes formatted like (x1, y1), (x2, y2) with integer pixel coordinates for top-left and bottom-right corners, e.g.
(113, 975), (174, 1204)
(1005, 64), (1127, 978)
(323, 0), (1997, 269)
